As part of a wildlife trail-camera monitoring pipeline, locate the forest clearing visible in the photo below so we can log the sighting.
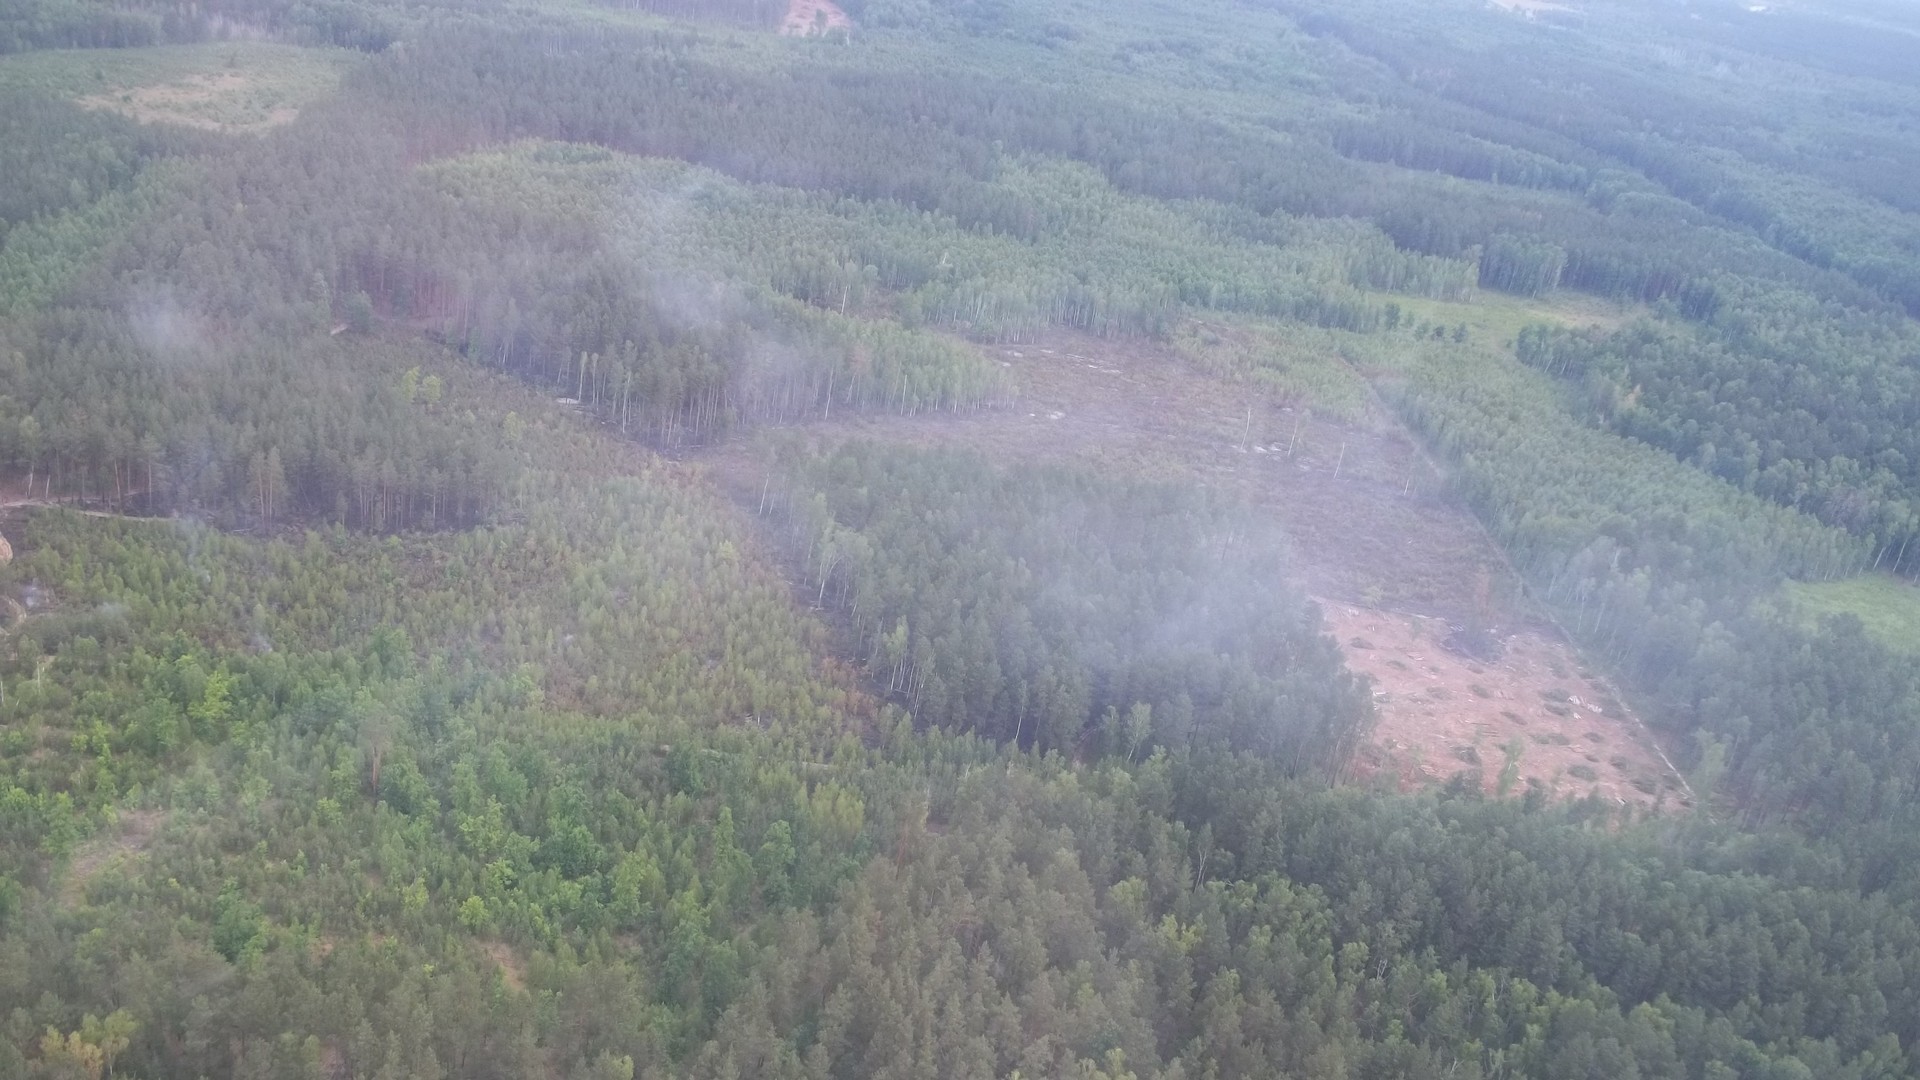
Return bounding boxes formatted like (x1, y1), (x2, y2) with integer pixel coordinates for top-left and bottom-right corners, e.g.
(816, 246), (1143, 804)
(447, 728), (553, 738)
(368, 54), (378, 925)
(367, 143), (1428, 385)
(780, 0), (850, 36)
(1782, 574), (1920, 655)
(710, 322), (1664, 801)
(79, 69), (301, 131)
(1326, 602), (1682, 806)
(0, 41), (348, 132)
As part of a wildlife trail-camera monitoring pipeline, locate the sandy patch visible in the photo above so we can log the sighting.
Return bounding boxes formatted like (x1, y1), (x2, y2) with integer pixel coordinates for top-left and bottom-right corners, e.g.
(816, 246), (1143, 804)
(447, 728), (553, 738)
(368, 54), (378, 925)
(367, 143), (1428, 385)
(1325, 603), (1685, 808)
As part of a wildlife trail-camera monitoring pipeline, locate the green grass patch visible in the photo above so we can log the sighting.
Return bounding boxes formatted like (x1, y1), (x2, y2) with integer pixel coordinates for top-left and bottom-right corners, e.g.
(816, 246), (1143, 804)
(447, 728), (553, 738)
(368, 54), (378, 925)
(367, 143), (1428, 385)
(0, 42), (354, 133)
(1781, 575), (1920, 654)
(1378, 288), (1642, 349)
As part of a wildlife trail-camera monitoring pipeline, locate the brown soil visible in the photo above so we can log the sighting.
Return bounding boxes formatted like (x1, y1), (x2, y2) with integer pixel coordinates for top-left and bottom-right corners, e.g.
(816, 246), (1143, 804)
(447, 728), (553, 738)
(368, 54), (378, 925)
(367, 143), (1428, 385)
(320, 1040), (349, 1080)
(781, 0), (852, 36)
(1326, 603), (1684, 808)
(61, 809), (165, 905)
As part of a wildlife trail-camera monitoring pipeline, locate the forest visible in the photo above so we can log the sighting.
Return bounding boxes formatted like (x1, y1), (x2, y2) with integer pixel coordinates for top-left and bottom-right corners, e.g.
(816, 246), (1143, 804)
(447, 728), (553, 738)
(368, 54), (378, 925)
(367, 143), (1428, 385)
(5, 0), (1920, 1074)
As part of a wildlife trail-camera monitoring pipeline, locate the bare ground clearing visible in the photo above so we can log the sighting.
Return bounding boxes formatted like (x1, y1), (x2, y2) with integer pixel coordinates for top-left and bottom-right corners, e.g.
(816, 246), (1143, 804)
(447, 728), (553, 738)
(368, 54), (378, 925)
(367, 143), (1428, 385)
(781, 0), (851, 36)
(701, 327), (1688, 804)
(1326, 603), (1682, 808)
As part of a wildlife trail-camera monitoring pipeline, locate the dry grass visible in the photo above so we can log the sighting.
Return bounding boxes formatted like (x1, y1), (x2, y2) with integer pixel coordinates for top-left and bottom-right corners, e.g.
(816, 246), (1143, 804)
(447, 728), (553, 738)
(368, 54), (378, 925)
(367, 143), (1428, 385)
(0, 42), (351, 134)
(483, 940), (529, 991)
(79, 69), (305, 132)
(1327, 604), (1683, 806)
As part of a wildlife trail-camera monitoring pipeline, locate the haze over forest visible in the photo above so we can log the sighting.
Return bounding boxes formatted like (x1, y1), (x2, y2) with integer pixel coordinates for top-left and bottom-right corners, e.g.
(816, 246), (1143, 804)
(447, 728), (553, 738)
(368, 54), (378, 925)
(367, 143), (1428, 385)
(5, 0), (1920, 1074)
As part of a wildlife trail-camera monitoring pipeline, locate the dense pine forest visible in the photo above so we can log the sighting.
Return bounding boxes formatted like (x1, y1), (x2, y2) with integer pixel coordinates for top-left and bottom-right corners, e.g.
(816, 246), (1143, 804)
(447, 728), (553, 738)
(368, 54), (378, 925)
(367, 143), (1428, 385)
(5, 0), (1920, 1074)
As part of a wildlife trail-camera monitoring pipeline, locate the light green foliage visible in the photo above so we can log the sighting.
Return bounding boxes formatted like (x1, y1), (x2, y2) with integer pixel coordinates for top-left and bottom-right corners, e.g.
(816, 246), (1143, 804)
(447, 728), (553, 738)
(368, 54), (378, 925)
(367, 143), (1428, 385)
(1384, 288), (1640, 348)
(1171, 317), (1371, 421)
(1781, 576), (1920, 655)
(0, 162), (184, 317)
(1497, 737), (1525, 798)
(1379, 333), (1865, 589)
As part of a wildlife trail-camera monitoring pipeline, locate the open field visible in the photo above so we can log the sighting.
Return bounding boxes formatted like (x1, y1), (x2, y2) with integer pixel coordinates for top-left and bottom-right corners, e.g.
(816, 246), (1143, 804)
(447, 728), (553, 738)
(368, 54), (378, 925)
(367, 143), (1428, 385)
(0, 42), (352, 132)
(1379, 288), (1642, 349)
(1781, 574), (1920, 654)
